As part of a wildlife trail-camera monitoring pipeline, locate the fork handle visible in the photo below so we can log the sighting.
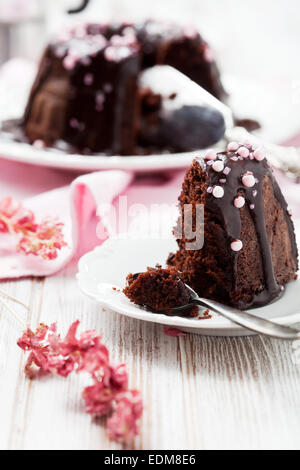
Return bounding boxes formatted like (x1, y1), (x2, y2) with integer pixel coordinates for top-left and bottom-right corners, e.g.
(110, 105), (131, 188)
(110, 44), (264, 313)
(195, 298), (300, 340)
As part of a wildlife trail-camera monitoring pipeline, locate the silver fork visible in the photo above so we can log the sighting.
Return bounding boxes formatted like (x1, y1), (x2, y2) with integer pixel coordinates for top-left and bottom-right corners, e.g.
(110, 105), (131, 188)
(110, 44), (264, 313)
(142, 281), (300, 340)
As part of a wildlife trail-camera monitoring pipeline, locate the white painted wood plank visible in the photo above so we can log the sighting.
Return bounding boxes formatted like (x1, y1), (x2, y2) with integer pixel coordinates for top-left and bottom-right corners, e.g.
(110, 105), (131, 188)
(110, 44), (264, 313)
(0, 277), (32, 450)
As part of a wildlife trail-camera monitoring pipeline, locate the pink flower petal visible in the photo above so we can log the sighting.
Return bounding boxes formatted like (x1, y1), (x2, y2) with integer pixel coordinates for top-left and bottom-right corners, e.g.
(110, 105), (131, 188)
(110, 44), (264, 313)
(163, 327), (186, 337)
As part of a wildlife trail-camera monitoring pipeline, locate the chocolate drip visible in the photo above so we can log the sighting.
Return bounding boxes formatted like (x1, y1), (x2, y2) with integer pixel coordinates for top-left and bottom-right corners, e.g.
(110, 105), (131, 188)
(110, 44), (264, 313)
(203, 150), (298, 309)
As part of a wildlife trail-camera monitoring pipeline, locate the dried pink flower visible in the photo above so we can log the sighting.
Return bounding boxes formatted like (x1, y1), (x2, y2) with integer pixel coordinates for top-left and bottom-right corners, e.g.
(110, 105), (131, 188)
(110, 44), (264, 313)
(107, 390), (143, 443)
(17, 321), (143, 443)
(83, 382), (114, 417)
(163, 327), (186, 337)
(0, 197), (67, 260)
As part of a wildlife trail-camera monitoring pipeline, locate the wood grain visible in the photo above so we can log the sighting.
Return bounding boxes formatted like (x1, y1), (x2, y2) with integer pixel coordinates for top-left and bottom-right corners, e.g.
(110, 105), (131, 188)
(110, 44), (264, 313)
(0, 260), (299, 450)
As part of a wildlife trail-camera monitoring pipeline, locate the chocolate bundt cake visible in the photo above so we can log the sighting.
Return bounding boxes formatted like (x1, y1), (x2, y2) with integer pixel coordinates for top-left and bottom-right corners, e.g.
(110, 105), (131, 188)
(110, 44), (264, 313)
(22, 20), (225, 155)
(124, 267), (191, 314)
(168, 142), (298, 309)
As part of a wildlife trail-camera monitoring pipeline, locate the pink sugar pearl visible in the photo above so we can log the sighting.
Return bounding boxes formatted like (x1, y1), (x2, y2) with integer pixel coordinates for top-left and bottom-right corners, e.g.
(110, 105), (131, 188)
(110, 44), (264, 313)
(231, 239), (243, 252)
(33, 140), (45, 150)
(84, 73), (94, 86)
(212, 186), (224, 198)
(63, 55), (77, 70)
(237, 146), (250, 158)
(253, 147), (266, 161)
(234, 196), (245, 209)
(242, 172), (256, 188)
(212, 160), (224, 172)
(227, 141), (239, 152)
(223, 166), (231, 175)
(205, 149), (217, 160)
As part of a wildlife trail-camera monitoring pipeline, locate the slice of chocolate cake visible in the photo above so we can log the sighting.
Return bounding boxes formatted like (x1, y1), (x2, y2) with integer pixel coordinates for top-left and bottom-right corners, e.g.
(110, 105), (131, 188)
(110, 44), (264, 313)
(124, 267), (191, 314)
(168, 142), (298, 309)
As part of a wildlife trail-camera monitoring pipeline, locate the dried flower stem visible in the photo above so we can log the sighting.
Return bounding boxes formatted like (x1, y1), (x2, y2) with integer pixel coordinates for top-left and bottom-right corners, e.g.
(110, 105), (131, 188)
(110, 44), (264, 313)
(0, 297), (26, 328)
(0, 289), (29, 310)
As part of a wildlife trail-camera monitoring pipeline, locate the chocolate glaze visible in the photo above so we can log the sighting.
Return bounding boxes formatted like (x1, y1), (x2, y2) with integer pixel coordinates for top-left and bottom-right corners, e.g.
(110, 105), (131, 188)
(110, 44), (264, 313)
(199, 147), (298, 308)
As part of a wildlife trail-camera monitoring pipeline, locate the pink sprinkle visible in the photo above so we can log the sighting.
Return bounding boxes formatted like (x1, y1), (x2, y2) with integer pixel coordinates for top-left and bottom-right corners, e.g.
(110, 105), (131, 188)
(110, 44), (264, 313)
(104, 83), (113, 93)
(242, 172), (256, 188)
(95, 92), (105, 111)
(253, 147), (266, 161)
(68, 48), (80, 60)
(223, 167), (231, 175)
(231, 240), (243, 252)
(231, 156), (238, 162)
(33, 140), (45, 150)
(63, 55), (77, 70)
(250, 204), (255, 210)
(104, 45), (132, 62)
(212, 186), (224, 199)
(227, 141), (239, 152)
(163, 327), (186, 337)
(183, 24), (198, 40)
(207, 186), (213, 194)
(55, 46), (66, 59)
(70, 118), (79, 129)
(219, 178), (227, 184)
(81, 56), (92, 66)
(84, 73), (94, 86)
(74, 24), (88, 39)
(238, 146), (250, 158)
(252, 190), (257, 197)
(204, 149), (217, 161)
(206, 160), (214, 166)
(234, 196), (245, 209)
(212, 160), (224, 172)
(203, 44), (215, 63)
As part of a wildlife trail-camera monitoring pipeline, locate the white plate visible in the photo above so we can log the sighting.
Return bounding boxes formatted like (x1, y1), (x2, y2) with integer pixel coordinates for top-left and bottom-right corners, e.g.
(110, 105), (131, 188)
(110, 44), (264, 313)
(0, 73), (299, 173)
(77, 221), (300, 337)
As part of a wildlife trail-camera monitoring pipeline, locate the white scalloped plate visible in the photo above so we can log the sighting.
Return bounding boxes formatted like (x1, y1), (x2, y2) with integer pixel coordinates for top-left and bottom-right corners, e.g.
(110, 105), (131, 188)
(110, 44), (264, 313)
(77, 221), (300, 337)
(0, 137), (207, 173)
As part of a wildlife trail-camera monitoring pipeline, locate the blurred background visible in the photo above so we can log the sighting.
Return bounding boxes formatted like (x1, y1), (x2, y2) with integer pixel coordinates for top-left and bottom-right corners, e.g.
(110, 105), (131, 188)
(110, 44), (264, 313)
(0, 0), (300, 141)
(1, 0), (300, 81)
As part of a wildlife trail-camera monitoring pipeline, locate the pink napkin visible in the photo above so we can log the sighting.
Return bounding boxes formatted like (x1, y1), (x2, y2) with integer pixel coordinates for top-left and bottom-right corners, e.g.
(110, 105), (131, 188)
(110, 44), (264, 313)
(0, 168), (133, 279)
(0, 153), (189, 279)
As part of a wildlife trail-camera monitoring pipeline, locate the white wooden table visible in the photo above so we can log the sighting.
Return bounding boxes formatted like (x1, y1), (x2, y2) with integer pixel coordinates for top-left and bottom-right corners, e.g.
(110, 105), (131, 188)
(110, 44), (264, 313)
(0, 267), (300, 450)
